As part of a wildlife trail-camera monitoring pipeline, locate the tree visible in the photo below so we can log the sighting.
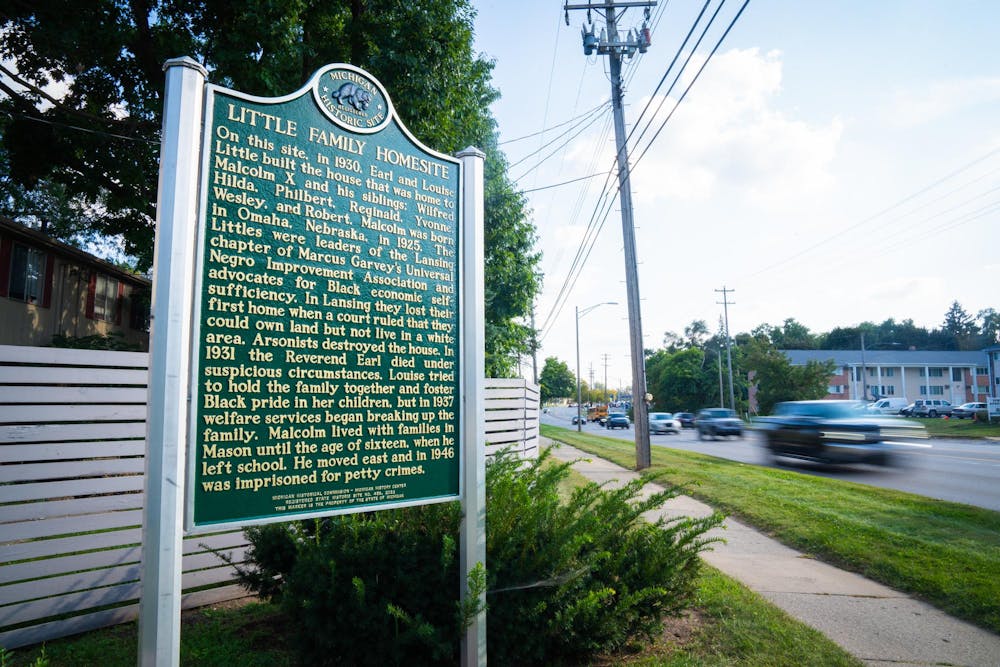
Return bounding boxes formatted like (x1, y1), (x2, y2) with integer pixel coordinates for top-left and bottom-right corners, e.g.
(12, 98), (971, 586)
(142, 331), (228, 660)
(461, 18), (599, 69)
(538, 357), (576, 403)
(978, 308), (1000, 346)
(743, 336), (835, 414)
(769, 318), (817, 350)
(645, 347), (715, 412)
(0, 1), (541, 373)
(683, 320), (709, 349)
(941, 301), (977, 350)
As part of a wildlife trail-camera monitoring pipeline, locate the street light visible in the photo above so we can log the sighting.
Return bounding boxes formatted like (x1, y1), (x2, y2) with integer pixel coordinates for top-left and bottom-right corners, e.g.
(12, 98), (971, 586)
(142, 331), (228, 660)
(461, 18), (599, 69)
(576, 302), (617, 431)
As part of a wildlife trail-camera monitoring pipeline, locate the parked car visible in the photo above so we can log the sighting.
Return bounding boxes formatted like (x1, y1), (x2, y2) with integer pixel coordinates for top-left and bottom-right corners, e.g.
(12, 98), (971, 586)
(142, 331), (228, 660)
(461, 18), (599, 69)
(912, 399), (953, 418)
(571, 414), (584, 425)
(756, 400), (927, 465)
(951, 402), (987, 419)
(695, 408), (743, 439)
(866, 397), (909, 415)
(648, 412), (681, 434)
(674, 412), (696, 428)
(899, 402), (917, 416)
(606, 412), (630, 429)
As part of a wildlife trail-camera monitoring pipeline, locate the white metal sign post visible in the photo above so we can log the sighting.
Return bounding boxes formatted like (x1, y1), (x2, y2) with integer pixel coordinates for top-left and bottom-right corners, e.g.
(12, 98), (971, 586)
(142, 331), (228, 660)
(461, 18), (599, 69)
(458, 147), (486, 666)
(139, 57), (206, 667)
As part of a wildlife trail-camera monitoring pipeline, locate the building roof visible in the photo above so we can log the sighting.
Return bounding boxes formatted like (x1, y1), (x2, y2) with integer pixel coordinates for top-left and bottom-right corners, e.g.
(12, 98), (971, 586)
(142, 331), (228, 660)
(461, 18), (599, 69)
(0, 217), (150, 287)
(783, 349), (988, 367)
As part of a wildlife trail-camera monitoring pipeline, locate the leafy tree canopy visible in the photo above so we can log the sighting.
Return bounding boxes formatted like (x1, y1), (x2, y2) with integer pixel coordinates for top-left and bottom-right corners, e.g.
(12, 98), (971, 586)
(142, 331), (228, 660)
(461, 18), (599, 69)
(742, 335), (834, 414)
(538, 356), (575, 402)
(0, 0), (541, 375)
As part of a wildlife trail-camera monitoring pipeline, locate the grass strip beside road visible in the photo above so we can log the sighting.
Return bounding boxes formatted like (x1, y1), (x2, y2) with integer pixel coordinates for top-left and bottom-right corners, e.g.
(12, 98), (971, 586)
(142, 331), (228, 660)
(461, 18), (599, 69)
(541, 424), (1000, 635)
(917, 417), (1000, 439)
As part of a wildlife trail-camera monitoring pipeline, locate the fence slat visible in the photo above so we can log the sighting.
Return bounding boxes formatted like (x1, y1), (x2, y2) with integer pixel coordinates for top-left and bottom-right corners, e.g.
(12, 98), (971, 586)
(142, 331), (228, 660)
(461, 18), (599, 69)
(0, 366), (148, 385)
(0, 458), (145, 484)
(0, 386), (148, 405)
(0, 422), (146, 444)
(0, 404), (147, 424)
(1, 509), (145, 543)
(0, 493), (144, 524)
(0, 475), (144, 504)
(0, 345), (148, 367)
(0, 440), (145, 464)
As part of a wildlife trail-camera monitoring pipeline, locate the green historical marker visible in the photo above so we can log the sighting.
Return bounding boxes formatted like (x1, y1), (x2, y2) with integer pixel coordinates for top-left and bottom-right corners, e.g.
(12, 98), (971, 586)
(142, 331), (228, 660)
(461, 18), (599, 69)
(188, 65), (461, 528)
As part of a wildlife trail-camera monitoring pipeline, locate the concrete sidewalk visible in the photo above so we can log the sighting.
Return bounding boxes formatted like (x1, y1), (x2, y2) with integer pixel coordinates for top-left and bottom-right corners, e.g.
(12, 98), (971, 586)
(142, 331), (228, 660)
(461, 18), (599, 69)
(544, 438), (1000, 667)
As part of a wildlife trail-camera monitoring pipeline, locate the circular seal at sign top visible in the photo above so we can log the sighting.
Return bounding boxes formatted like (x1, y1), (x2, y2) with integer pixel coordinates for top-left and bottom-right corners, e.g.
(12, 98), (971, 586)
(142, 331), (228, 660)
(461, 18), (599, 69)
(312, 64), (392, 134)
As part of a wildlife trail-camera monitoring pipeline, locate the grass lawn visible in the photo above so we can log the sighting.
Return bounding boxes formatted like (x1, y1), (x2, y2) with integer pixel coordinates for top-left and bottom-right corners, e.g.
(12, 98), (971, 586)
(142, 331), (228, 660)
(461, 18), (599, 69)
(916, 416), (1000, 439)
(541, 423), (1000, 636)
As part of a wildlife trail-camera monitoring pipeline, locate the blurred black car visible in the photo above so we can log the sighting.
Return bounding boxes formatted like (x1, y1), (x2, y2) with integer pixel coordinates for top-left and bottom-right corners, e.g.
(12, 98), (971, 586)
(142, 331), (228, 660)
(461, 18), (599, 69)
(605, 412), (630, 429)
(674, 412), (696, 428)
(756, 400), (926, 466)
(695, 408), (743, 439)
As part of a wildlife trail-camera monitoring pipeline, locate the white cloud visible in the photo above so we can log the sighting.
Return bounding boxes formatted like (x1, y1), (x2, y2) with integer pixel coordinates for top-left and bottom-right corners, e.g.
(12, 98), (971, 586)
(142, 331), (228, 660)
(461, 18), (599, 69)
(621, 48), (843, 211)
(886, 76), (1000, 128)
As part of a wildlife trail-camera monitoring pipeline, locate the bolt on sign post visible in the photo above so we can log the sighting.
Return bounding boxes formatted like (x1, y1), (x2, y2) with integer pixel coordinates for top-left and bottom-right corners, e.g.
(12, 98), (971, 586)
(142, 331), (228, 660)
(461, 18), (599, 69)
(140, 58), (485, 666)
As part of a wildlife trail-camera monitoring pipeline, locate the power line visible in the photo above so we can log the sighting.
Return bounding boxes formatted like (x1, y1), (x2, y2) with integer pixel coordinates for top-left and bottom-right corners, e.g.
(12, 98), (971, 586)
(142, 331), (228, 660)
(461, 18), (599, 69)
(630, 0), (751, 170)
(623, 0), (717, 153)
(741, 147), (1000, 280)
(499, 102), (610, 145)
(510, 104), (611, 177)
(2, 111), (158, 145)
(522, 170), (611, 193)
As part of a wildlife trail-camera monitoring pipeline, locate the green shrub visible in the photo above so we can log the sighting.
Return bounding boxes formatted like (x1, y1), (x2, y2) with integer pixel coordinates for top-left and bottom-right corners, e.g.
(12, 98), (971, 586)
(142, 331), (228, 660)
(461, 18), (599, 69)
(237, 449), (722, 665)
(238, 503), (466, 666)
(49, 332), (142, 350)
(485, 449), (722, 665)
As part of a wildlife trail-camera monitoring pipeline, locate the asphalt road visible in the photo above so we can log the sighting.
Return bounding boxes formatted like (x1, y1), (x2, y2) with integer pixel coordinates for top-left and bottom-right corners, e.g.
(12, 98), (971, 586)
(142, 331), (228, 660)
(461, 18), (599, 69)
(543, 407), (1000, 512)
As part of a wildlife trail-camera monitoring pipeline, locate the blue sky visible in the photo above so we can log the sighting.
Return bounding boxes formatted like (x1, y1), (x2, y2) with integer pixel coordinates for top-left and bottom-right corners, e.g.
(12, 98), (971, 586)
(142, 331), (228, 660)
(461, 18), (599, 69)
(473, 0), (1000, 388)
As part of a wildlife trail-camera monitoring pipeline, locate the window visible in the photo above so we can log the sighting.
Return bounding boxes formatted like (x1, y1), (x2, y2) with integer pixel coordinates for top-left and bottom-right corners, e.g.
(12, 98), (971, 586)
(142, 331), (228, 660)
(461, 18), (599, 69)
(89, 273), (121, 323)
(8, 243), (45, 304)
(930, 386), (944, 395)
(884, 368), (894, 377)
(919, 368), (943, 377)
(952, 368), (963, 381)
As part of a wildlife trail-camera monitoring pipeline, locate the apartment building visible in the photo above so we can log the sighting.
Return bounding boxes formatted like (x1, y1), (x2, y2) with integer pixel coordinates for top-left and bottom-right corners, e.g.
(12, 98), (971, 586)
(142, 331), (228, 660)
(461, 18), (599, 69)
(783, 349), (992, 405)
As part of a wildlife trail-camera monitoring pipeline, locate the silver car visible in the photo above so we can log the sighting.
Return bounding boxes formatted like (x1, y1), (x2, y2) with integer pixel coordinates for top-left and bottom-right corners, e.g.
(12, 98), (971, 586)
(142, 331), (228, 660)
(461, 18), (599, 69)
(648, 412), (681, 434)
(912, 399), (952, 418)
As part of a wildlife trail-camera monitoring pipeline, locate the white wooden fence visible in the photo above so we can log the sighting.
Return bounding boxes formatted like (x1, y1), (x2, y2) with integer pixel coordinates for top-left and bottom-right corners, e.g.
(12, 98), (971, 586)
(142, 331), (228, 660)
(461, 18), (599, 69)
(484, 378), (540, 460)
(0, 346), (538, 650)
